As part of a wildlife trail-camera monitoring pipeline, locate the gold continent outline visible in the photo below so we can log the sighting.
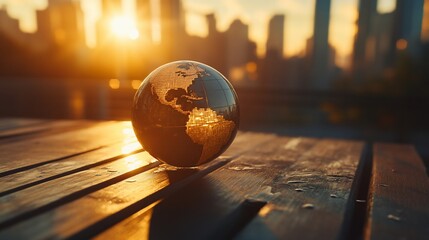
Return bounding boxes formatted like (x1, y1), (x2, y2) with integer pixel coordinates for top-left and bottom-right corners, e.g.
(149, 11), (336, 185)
(186, 108), (235, 164)
(149, 63), (209, 115)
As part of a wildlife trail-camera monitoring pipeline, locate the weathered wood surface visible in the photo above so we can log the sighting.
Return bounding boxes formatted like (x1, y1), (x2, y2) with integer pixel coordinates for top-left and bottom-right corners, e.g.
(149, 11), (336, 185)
(0, 121), (131, 175)
(0, 141), (142, 196)
(95, 138), (364, 240)
(0, 119), (427, 240)
(0, 131), (275, 239)
(365, 143), (429, 240)
(0, 118), (47, 131)
(0, 119), (99, 145)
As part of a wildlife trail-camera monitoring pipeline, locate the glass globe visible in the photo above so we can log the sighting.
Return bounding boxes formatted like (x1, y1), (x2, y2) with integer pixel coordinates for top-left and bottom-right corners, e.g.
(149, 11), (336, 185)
(132, 60), (239, 167)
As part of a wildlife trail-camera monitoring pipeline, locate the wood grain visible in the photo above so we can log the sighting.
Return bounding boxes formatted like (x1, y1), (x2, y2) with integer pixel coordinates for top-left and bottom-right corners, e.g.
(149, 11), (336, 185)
(93, 137), (326, 239)
(0, 132), (276, 239)
(365, 143), (429, 240)
(236, 138), (364, 240)
(0, 140), (142, 196)
(0, 151), (159, 227)
(0, 118), (48, 131)
(0, 120), (99, 145)
(95, 137), (364, 239)
(0, 121), (132, 175)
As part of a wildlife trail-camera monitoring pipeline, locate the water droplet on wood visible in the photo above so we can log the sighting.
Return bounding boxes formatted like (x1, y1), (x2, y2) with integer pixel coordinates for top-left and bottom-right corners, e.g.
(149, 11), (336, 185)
(228, 166), (260, 171)
(302, 203), (314, 209)
(287, 180), (308, 184)
(387, 214), (401, 221)
(294, 188), (304, 192)
(125, 179), (136, 183)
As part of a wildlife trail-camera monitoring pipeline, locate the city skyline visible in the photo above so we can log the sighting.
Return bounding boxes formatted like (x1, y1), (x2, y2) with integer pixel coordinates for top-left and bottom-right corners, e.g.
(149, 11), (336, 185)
(0, 0), (401, 69)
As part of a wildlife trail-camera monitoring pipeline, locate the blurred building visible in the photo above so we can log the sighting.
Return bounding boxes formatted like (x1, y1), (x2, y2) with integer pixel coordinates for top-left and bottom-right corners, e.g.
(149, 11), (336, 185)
(225, 19), (255, 85)
(36, 0), (85, 49)
(204, 13), (225, 73)
(352, 0), (378, 80)
(261, 14), (286, 88)
(392, 0), (425, 58)
(353, 0), (425, 80)
(423, 0), (429, 42)
(309, 0), (332, 90)
(0, 8), (32, 49)
(136, 0), (152, 44)
(266, 15), (285, 59)
(160, 0), (186, 60)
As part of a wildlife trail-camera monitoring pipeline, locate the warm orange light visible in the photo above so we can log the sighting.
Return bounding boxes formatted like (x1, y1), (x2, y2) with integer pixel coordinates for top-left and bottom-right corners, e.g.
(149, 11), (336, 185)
(396, 39), (407, 50)
(109, 79), (120, 89)
(229, 67), (245, 82)
(110, 16), (140, 40)
(123, 155), (143, 171)
(246, 62), (257, 73)
(131, 80), (142, 89)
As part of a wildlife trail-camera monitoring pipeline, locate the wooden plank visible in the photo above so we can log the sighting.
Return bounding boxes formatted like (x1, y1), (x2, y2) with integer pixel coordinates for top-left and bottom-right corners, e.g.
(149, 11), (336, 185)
(0, 131), (249, 196)
(0, 121), (133, 175)
(0, 120), (98, 145)
(0, 151), (159, 227)
(0, 118), (47, 131)
(95, 137), (364, 239)
(0, 140), (142, 196)
(365, 143), (429, 240)
(236, 139), (364, 240)
(93, 135), (304, 240)
(0, 132), (276, 239)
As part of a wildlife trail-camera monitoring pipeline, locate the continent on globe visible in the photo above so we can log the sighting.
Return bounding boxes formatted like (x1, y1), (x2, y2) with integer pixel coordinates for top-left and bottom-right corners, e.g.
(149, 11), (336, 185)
(186, 108), (236, 163)
(132, 60), (239, 167)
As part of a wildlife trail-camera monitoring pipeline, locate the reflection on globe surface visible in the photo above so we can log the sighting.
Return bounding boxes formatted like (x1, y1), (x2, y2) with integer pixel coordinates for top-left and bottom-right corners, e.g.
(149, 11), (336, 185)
(132, 60), (239, 167)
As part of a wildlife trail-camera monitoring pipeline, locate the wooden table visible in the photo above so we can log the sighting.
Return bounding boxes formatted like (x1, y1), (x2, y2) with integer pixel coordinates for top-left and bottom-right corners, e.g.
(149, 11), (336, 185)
(0, 119), (428, 239)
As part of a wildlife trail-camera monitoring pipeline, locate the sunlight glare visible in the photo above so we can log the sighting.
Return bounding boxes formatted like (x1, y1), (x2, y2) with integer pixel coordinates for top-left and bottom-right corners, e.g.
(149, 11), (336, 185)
(110, 16), (140, 40)
(123, 155), (143, 171)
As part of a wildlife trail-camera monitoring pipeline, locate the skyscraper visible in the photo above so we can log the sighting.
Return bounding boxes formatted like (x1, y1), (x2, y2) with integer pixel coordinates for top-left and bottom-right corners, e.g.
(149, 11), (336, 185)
(36, 0), (85, 48)
(266, 14), (285, 59)
(352, 0), (378, 78)
(393, 0), (425, 57)
(160, 0), (185, 59)
(310, 0), (332, 90)
(423, 0), (429, 42)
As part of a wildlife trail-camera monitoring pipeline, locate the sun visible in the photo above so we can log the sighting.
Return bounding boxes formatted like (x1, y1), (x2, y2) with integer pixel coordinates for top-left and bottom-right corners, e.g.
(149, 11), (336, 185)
(109, 16), (139, 40)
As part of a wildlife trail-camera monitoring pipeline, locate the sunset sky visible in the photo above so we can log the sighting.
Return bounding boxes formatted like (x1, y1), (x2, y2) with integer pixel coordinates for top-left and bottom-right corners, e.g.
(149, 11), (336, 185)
(0, 0), (397, 68)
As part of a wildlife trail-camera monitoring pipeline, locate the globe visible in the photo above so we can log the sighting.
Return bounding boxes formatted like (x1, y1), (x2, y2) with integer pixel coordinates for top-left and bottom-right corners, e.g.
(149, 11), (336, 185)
(132, 60), (239, 167)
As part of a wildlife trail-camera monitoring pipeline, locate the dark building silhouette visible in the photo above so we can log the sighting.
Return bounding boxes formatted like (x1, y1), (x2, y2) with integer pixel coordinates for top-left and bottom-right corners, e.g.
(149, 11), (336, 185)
(36, 0), (85, 48)
(352, 0), (378, 80)
(392, 0), (425, 58)
(0, 8), (31, 49)
(225, 19), (256, 85)
(261, 14), (287, 88)
(204, 13), (225, 73)
(266, 14), (285, 59)
(353, 0), (425, 81)
(309, 0), (332, 90)
(423, 0), (429, 42)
